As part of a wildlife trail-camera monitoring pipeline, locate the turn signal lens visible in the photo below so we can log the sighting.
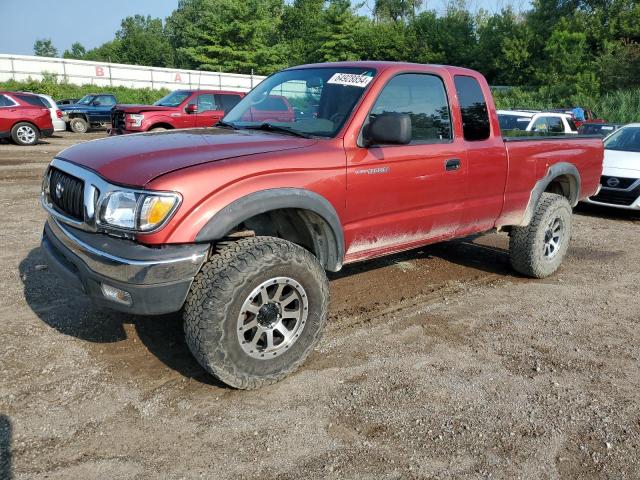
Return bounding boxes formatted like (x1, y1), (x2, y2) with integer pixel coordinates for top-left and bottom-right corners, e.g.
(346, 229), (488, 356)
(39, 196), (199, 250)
(139, 195), (179, 231)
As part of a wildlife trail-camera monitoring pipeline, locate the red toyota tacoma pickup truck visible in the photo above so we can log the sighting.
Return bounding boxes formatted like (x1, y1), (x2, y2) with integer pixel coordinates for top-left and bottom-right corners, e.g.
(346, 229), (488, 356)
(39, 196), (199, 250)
(110, 89), (245, 134)
(40, 62), (603, 389)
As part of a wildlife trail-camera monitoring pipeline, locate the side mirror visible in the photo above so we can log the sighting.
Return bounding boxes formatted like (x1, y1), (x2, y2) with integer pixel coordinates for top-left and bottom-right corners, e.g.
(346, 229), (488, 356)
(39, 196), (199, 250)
(186, 104), (198, 114)
(365, 112), (412, 146)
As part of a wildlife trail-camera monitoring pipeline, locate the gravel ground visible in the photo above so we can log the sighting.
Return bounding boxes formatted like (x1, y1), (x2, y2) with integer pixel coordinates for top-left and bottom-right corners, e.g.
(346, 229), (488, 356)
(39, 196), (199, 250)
(0, 132), (639, 479)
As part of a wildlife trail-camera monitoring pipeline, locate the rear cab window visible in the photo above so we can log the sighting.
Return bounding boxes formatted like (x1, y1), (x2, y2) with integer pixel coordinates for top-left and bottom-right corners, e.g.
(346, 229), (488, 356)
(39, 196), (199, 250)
(453, 76), (490, 141)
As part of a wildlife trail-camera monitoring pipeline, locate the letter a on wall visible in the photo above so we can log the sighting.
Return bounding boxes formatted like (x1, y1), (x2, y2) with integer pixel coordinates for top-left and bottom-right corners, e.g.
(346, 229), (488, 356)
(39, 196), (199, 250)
(175, 73), (183, 82)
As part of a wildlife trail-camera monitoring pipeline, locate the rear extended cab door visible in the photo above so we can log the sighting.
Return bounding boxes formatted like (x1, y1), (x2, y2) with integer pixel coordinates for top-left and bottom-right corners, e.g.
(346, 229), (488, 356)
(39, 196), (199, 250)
(342, 67), (470, 261)
(451, 73), (508, 235)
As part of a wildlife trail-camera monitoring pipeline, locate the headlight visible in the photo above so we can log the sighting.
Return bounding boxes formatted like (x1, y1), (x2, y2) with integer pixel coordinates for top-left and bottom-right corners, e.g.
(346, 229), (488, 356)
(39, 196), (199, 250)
(99, 191), (180, 232)
(128, 113), (144, 127)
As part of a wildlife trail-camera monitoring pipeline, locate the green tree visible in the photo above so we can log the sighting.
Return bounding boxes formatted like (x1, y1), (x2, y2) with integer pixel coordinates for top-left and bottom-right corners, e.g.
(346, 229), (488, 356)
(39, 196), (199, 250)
(115, 15), (174, 67)
(537, 21), (598, 102)
(168, 0), (287, 75)
(316, 0), (364, 62)
(63, 42), (87, 59)
(374, 0), (421, 23)
(33, 38), (58, 57)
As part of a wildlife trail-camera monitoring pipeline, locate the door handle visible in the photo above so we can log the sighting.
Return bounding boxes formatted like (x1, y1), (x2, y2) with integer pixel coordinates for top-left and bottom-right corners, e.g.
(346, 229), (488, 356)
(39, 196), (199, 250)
(445, 158), (461, 171)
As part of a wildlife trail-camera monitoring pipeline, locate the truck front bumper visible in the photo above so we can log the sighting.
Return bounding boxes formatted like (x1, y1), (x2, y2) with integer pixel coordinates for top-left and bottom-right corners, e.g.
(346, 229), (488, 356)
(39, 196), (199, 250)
(41, 218), (208, 315)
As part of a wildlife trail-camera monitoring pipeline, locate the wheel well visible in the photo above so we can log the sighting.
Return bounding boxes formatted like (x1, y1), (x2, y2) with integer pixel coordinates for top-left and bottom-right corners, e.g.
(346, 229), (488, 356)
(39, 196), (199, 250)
(544, 174), (579, 205)
(150, 123), (174, 130)
(222, 208), (341, 271)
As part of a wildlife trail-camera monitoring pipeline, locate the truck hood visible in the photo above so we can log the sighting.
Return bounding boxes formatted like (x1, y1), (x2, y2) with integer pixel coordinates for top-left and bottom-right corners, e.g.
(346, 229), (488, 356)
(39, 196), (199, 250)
(56, 128), (317, 186)
(115, 104), (178, 114)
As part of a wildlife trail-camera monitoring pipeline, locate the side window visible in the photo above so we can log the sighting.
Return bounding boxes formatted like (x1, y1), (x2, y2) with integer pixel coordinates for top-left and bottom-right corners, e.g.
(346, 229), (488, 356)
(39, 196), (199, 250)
(0, 95), (12, 107)
(454, 75), (490, 141)
(369, 73), (452, 143)
(96, 95), (116, 106)
(531, 117), (549, 132)
(216, 94), (242, 113)
(14, 94), (47, 107)
(548, 117), (564, 133)
(197, 94), (218, 112)
(566, 118), (578, 132)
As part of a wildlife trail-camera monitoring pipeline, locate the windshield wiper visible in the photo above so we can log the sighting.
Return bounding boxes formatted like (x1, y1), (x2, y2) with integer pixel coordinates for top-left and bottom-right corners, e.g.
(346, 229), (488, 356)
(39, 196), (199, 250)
(215, 120), (239, 130)
(245, 123), (312, 139)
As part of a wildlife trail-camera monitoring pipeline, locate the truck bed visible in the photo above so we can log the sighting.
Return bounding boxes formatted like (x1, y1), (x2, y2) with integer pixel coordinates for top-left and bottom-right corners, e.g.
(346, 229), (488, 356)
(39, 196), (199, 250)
(496, 134), (604, 227)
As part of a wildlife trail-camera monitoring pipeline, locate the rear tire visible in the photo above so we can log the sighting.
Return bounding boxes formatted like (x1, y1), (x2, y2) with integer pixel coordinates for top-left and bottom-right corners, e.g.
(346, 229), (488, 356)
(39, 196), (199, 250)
(183, 236), (329, 389)
(509, 193), (573, 278)
(150, 127), (167, 132)
(69, 117), (89, 133)
(11, 122), (39, 146)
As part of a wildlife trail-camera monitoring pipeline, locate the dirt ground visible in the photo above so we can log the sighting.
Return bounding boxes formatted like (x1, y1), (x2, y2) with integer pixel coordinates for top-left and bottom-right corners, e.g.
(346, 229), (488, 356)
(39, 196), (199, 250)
(0, 131), (639, 480)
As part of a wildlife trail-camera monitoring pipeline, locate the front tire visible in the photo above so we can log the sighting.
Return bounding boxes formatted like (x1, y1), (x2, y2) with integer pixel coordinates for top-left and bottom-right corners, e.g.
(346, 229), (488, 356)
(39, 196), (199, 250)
(11, 122), (39, 146)
(69, 117), (89, 133)
(509, 193), (573, 278)
(183, 236), (329, 389)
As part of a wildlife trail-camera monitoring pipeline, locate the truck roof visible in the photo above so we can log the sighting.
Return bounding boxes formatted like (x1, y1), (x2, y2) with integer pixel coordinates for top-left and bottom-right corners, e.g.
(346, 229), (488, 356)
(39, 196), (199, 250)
(286, 60), (482, 77)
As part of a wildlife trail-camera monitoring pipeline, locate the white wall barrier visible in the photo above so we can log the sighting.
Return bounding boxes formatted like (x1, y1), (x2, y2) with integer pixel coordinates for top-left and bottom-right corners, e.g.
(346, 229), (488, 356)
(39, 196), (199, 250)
(0, 54), (267, 92)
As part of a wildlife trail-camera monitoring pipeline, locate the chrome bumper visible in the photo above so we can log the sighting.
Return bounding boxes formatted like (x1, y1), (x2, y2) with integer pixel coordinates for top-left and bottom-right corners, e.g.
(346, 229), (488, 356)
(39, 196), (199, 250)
(46, 217), (207, 284)
(41, 218), (209, 315)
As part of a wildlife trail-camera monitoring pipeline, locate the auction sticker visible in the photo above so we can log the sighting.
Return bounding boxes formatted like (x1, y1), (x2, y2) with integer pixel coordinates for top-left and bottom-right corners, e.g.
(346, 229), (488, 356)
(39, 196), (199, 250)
(327, 73), (374, 88)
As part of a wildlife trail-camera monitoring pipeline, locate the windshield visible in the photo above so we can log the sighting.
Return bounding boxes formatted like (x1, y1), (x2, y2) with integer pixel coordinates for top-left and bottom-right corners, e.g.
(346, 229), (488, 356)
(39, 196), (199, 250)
(154, 90), (191, 107)
(223, 67), (377, 137)
(77, 95), (94, 105)
(604, 126), (640, 153)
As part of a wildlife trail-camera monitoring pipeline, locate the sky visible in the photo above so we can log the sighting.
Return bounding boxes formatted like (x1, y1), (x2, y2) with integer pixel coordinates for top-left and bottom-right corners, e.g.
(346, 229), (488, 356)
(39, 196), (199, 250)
(0, 0), (531, 57)
(0, 0), (179, 56)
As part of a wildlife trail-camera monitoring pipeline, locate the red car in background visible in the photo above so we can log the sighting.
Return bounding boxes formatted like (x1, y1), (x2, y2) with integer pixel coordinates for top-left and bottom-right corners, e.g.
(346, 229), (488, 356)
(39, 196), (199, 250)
(110, 90), (245, 135)
(0, 91), (54, 146)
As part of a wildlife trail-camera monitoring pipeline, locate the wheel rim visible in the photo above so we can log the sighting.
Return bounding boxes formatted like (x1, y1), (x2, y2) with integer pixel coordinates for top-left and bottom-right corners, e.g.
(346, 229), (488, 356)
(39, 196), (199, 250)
(73, 120), (86, 132)
(543, 215), (564, 259)
(16, 126), (36, 144)
(237, 277), (308, 359)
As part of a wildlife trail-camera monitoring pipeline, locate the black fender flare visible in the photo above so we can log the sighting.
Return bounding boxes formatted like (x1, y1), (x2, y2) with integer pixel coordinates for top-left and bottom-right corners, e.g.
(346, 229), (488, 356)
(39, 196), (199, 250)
(195, 188), (345, 271)
(520, 162), (581, 226)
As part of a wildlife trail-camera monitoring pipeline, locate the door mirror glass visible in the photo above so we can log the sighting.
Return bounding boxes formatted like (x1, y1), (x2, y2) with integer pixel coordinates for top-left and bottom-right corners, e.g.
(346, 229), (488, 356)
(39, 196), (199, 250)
(186, 104), (198, 114)
(366, 112), (412, 145)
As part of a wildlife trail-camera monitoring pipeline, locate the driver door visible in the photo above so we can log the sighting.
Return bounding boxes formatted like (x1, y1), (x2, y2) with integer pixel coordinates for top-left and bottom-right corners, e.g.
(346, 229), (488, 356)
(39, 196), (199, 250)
(344, 73), (468, 258)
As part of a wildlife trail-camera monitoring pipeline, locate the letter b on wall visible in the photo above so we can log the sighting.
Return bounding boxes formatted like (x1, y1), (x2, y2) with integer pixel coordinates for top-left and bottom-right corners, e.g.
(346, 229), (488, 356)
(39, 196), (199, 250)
(95, 66), (105, 77)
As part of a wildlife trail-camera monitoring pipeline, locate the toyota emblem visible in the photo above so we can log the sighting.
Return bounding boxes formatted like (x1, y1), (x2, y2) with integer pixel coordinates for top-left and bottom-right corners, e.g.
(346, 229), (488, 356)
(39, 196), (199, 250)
(55, 182), (64, 199)
(606, 177), (620, 188)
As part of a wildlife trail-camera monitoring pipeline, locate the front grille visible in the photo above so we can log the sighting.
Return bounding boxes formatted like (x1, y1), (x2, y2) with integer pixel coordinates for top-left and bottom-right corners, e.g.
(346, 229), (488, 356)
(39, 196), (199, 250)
(600, 175), (637, 190)
(590, 183), (640, 206)
(49, 168), (84, 220)
(112, 110), (126, 131)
